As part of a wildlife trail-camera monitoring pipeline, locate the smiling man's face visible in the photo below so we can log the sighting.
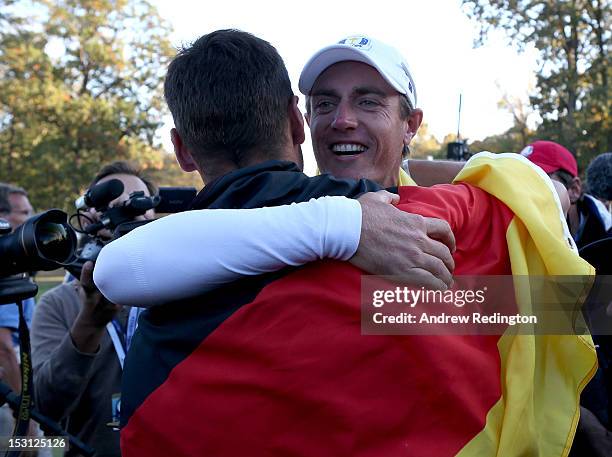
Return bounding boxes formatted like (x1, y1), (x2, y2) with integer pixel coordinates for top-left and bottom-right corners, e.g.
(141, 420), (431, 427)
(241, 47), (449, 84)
(306, 61), (419, 187)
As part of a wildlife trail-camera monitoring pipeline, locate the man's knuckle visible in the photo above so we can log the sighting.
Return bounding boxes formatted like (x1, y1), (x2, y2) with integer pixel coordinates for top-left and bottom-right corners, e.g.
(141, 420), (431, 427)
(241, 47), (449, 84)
(404, 244), (420, 258)
(410, 251), (426, 266)
(412, 213), (425, 225)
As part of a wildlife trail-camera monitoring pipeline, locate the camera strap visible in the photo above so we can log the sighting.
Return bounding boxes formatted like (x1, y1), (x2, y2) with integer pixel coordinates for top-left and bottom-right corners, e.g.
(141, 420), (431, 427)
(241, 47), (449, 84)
(106, 307), (142, 370)
(11, 300), (33, 442)
(126, 306), (142, 351)
(106, 322), (125, 369)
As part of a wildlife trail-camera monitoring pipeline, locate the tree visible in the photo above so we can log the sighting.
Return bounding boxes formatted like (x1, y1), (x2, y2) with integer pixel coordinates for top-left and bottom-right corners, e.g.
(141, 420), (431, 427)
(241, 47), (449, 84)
(0, 0), (174, 211)
(468, 90), (538, 154)
(496, 85), (537, 148)
(146, 152), (203, 191)
(411, 122), (442, 159)
(468, 127), (531, 154)
(462, 0), (611, 169)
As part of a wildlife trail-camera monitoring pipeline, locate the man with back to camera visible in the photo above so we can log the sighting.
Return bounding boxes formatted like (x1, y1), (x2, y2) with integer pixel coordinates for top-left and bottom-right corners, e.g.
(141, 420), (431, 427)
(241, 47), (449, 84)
(95, 31), (596, 457)
(30, 161), (157, 457)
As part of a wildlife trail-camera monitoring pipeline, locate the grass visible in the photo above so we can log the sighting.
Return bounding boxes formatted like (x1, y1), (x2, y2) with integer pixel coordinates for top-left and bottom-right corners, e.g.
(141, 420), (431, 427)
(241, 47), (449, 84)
(35, 277), (64, 300)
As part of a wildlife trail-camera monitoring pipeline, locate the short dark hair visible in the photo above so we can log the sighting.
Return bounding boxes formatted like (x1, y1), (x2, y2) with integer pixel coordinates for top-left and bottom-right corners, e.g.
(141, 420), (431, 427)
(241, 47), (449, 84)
(586, 152), (612, 200)
(164, 29), (294, 168)
(0, 183), (28, 214)
(89, 161), (158, 196)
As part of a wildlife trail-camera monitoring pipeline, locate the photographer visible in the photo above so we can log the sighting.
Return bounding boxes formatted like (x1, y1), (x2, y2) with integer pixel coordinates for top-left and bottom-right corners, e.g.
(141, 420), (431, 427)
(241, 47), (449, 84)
(31, 162), (155, 457)
(0, 183), (35, 434)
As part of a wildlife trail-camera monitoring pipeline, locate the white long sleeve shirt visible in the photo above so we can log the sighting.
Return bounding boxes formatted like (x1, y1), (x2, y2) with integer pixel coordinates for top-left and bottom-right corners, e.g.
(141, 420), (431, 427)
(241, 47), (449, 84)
(94, 196), (362, 307)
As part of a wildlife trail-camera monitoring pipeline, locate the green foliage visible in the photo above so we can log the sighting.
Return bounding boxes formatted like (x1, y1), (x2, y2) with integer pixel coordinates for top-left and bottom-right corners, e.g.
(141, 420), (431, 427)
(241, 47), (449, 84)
(411, 122), (443, 159)
(462, 0), (611, 170)
(468, 127), (532, 155)
(144, 152), (203, 191)
(0, 0), (174, 211)
(469, 92), (537, 154)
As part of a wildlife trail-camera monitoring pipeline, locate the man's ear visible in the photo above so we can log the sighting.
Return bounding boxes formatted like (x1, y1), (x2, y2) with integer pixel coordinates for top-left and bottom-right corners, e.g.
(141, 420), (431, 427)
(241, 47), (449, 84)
(288, 96), (305, 145)
(567, 176), (582, 204)
(404, 108), (423, 145)
(171, 128), (198, 172)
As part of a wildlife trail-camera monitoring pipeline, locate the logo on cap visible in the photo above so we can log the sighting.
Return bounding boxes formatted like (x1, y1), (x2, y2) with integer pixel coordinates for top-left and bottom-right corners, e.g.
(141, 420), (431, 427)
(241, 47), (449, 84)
(338, 36), (372, 50)
(520, 145), (534, 157)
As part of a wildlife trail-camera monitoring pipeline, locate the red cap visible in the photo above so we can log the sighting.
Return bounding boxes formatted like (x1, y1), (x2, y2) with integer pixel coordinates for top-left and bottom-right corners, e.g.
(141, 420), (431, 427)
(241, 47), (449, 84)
(520, 140), (578, 177)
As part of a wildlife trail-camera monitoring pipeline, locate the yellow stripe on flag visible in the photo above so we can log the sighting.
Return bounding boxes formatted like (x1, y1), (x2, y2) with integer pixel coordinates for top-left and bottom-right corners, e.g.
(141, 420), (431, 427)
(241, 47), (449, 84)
(454, 152), (597, 457)
(398, 167), (417, 186)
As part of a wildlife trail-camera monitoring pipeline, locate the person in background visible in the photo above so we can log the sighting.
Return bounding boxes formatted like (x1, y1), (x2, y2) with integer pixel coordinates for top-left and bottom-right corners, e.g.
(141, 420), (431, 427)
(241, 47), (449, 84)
(586, 152), (612, 215)
(30, 161), (156, 457)
(569, 151), (612, 457)
(521, 140), (612, 248)
(0, 183), (35, 437)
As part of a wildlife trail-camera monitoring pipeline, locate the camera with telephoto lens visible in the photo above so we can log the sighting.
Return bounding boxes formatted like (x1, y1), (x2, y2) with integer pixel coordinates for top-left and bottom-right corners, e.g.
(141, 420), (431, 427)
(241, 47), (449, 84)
(0, 210), (77, 304)
(66, 179), (197, 278)
(0, 213), (96, 457)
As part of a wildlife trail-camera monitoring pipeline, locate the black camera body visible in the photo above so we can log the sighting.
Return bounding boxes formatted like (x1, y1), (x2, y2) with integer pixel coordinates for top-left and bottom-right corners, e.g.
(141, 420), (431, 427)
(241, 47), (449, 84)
(0, 210), (77, 304)
(66, 181), (196, 278)
(67, 180), (160, 278)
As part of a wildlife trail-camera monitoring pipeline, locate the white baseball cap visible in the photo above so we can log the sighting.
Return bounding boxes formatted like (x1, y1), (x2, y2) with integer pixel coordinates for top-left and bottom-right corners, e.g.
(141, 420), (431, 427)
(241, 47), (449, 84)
(298, 35), (417, 109)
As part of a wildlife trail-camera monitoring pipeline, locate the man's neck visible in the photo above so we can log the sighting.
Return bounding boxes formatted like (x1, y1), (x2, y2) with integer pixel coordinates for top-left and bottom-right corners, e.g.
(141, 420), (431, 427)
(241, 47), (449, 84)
(202, 148), (301, 184)
(201, 162), (240, 185)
